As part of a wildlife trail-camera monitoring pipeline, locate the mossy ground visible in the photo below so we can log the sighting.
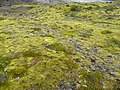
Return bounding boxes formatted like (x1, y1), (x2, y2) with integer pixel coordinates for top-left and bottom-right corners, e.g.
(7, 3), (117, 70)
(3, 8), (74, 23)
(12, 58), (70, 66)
(0, 2), (120, 90)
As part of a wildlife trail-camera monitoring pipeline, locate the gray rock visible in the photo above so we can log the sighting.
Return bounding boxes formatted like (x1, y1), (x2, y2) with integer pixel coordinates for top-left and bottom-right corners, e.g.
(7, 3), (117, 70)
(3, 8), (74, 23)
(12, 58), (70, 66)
(45, 45), (55, 50)
(95, 67), (100, 71)
(90, 66), (96, 71)
(58, 81), (76, 90)
(81, 56), (86, 60)
(110, 72), (119, 77)
(0, 75), (7, 83)
(76, 83), (81, 89)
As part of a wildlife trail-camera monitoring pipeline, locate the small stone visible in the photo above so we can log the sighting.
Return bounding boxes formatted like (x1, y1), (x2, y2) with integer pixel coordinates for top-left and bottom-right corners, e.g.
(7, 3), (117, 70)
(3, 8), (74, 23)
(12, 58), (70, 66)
(45, 45), (55, 50)
(4, 68), (9, 72)
(81, 56), (86, 60)
(82, 85), (87, 88)
(0, 75), (7, 83)
(29, 33), (34, 36)
(87, 69), (90, 73)
(76, 84), (81, 89)
(105, 73), (110, 78)
(95, 67), (100, 71)
(109, 66), (115, 71)
(110, 72), (119, 77)
(52, 51), (57, 54)
(102, 83), (107, 89)
(78, 75), (82, 78)
(91, 66), (95, 71)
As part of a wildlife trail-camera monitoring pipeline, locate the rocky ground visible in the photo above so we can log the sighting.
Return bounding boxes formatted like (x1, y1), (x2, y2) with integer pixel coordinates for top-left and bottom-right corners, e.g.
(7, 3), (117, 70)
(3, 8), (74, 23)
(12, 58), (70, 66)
(0, 2), (120, 90)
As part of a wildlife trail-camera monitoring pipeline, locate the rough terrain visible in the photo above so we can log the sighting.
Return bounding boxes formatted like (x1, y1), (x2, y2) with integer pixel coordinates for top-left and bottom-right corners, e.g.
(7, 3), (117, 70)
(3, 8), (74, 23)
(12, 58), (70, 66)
(0, 2), (120, 90)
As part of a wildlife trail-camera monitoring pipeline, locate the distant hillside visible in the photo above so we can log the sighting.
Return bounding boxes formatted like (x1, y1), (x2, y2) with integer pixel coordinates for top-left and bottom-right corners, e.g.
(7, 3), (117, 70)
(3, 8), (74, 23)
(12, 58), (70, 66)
(0, 0), (116, 5)
(0, 0), (33, 5)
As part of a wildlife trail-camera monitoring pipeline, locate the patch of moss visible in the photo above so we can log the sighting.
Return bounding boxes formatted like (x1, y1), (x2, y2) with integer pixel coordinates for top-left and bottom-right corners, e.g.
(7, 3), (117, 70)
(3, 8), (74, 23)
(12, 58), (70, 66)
(0, 31), (12, 35)
(0, 2), (119, 90)
(32, 27), (41, 31)
(22, 49), (40, 57)
(113, 79), (120, 90)
(101, 30), (113, 34)
(0, 55), (12, 72)
(0, 36), (5, 41)
(40, 34), (55, 38)
(107, 38), (120, 48)
(49, 43), (66, 52)
(76, 70), (105, 90)
(79, 29), (94, 38)
(70, 5), (80, 11)
(60, 30), (76, 37)
(0, 17), (4, 21)
(7, 66), (27, 79)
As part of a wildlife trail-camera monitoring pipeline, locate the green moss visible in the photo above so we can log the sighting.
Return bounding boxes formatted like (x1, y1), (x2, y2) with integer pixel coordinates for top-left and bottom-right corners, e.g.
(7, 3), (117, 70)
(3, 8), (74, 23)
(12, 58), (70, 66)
(22, 49), (40, 57)
(0, 31), (12, 35)
(113, 79), (120, 90)
(0, 55), (12, 71)
(32, 27), (41, 31)
(101, 30), (113, 34)
(79, 29), (94, 38)
(0, 2), (119, 90)
(70, 5), (80, 11)
(76, 71), (105, 90)
(107, 38), (120, 48)
(40, 34), (55, 38)
(60, 30), (76, 37)
(0, 36), (5, 41)
(0, 20), (15, 26)
(50, 43), (66, 52)
(0, 17), (4, 21)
